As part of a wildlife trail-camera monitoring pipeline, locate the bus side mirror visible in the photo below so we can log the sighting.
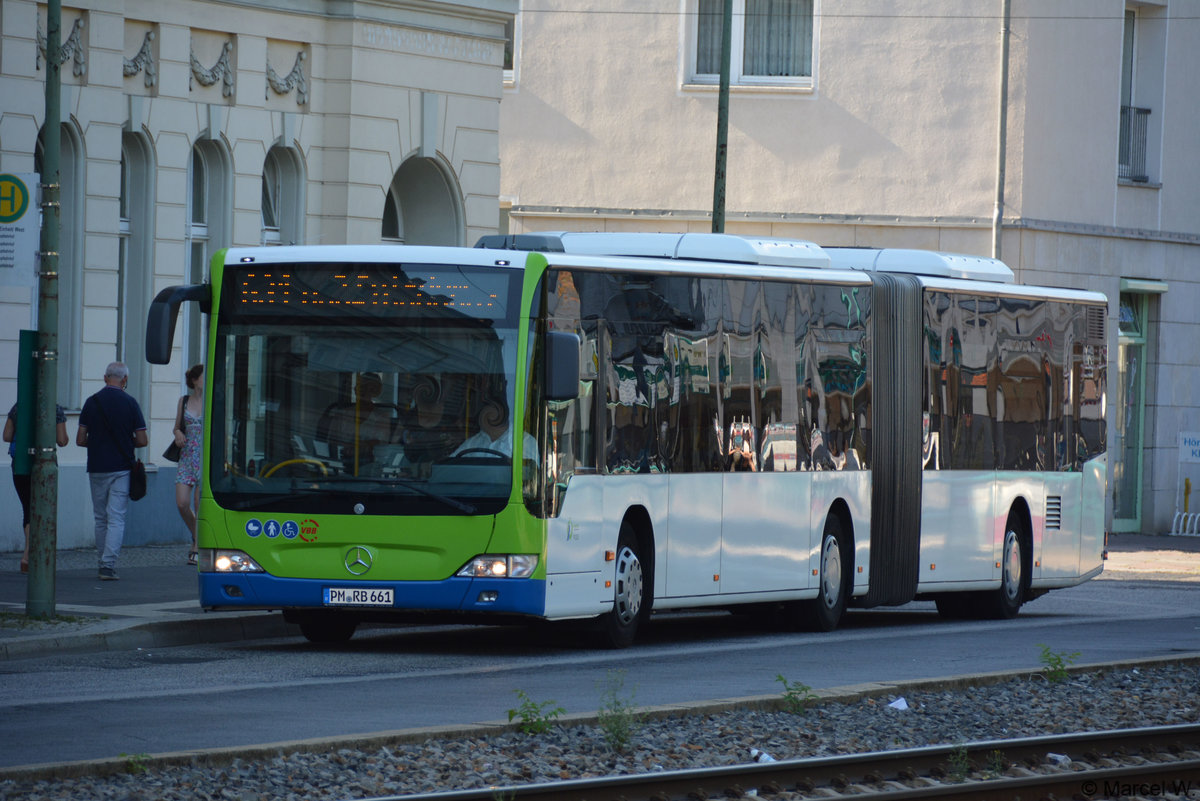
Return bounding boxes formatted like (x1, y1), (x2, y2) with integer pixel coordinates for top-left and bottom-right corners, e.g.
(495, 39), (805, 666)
(545, 331), (580, 402)
(146, 284), (211, 364)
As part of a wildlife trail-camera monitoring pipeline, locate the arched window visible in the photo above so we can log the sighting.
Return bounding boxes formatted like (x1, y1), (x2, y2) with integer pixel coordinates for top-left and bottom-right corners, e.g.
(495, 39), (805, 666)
(187, 140), (231, 367)
(35, 122), (84, 407)
(119, 132), (155, 403)
(261, 145), (305, 246)
(381, 156), (462, 246)
(381, 191), (402, 243)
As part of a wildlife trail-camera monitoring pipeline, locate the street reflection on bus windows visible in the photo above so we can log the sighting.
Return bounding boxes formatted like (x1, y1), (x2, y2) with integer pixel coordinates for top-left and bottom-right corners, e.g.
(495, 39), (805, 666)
(539, 269), (872, 489)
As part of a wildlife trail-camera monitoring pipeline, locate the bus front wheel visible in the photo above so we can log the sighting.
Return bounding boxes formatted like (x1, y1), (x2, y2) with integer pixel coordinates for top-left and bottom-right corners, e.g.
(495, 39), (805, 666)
(296, 615), (358, 644)
(782, 515), (848, 632)
(598, 523), (646, 649)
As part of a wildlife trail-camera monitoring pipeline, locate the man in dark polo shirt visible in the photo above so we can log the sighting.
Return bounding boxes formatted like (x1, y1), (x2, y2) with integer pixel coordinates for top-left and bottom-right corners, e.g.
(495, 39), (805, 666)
(76, 362), (148, 580)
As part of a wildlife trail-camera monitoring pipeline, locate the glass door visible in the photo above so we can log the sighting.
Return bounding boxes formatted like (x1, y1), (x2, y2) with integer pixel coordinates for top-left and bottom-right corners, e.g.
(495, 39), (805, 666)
(1112, 292), (1147, 532)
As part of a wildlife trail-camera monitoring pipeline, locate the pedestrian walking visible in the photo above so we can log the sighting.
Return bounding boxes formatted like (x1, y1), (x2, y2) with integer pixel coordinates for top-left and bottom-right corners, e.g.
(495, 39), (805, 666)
(3, 402), (69, 572)
(173, 364), (204, 565)
(76, 362), (148, 580)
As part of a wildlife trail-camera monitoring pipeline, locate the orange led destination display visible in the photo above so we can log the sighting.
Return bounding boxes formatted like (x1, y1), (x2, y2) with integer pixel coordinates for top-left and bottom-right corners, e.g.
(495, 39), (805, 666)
(234, 265), (509, 319)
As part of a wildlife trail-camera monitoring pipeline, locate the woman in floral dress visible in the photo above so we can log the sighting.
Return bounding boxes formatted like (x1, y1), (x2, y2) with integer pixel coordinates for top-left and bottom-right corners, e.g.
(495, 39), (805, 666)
(174, 364), (204, 565)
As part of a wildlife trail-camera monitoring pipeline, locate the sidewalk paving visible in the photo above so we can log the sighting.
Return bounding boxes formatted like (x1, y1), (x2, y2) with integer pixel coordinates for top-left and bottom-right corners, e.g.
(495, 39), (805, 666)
(0, 545), (292, 660)
(1, 532), (1197, 660)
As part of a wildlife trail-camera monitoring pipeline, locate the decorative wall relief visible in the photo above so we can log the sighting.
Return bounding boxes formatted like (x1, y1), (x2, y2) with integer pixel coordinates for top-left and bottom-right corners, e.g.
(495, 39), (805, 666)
(36, 17), (87, 77)
(190, 40), (234, 97)
(266, 50), (308, 106)
(123, 30), (156, 88)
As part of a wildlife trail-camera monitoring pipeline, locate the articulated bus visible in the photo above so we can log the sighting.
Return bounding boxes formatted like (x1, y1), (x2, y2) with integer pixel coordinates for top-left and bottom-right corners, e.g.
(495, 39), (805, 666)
(146, 233), (1108, 647)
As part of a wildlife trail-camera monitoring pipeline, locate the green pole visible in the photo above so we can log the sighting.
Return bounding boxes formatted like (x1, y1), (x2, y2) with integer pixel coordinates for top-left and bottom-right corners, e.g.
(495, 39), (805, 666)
(29, 0), (62, 619)
(711, 0), (733, 233)
(13, 332), (36, 476)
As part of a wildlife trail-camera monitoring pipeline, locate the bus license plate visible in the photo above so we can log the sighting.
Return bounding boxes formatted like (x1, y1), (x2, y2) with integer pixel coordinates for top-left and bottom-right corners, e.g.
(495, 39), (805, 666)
(324, 587), (393, 607)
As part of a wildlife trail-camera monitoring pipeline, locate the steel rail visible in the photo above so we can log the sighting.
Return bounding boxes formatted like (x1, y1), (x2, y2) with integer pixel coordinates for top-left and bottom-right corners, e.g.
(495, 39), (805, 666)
(838, 758), (1200, 800)
(347, 723), (1200, 801)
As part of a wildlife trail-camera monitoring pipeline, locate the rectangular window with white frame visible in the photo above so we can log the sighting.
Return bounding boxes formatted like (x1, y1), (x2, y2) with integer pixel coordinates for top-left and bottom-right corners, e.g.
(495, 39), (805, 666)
(688, 0), (815, 88)
(504, 4), (520, 87)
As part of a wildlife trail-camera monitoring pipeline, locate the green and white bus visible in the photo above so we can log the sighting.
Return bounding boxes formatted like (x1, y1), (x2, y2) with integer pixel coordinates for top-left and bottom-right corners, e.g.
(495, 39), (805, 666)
(147, 233), (1108, 646)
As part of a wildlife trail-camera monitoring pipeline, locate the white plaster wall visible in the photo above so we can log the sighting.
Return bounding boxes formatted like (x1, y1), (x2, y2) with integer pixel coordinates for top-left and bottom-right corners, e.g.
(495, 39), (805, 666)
(0, 0), (514, 551)
(1006, 0), (1125, 225)
(497, 0), (1200, 536)
(1157, 5), (1200, 235)
(501, 0), (1001, 219)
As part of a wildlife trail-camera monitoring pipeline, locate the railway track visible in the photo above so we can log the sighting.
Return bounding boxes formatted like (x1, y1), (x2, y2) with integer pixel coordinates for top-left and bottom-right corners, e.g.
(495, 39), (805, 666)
(356, 723), (1200, 801)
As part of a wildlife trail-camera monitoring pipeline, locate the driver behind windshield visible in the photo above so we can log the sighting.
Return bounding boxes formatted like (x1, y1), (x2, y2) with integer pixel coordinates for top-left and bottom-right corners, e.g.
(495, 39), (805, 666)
(401, 374), (464, 469)
(450, 394), (538, 464)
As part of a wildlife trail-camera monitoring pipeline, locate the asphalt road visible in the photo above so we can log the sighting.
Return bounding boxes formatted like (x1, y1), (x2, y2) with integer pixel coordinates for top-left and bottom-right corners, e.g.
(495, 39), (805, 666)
(1, 573), (1196, 769)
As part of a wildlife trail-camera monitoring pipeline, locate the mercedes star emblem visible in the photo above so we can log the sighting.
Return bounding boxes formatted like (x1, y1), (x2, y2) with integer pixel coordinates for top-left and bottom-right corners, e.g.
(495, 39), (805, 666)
(344, 546), (374, 575)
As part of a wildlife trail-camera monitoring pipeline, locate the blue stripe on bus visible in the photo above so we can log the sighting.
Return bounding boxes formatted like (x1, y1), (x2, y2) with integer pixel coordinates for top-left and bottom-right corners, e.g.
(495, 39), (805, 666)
(198, 573), (546, 616)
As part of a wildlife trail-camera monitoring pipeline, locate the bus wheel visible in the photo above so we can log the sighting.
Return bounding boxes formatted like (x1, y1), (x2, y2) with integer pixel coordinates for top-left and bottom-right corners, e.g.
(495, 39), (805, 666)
(935, 594), (977, 619)
(298, 616), (358, 644)
(978, 517), (1027, 620)
(598, 523), (645, 649)
(797, 516), (848, 632)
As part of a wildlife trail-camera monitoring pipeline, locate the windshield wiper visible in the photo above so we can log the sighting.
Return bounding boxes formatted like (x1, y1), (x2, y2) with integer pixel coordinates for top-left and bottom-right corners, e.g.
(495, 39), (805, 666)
(221, 477), (478, 515)
(224, 489), (325, 510)
(330, 475), (478, 515)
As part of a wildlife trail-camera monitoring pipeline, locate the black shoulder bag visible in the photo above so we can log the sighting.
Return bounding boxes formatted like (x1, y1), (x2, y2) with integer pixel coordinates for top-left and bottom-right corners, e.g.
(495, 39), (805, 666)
(162, 396), (186, 462)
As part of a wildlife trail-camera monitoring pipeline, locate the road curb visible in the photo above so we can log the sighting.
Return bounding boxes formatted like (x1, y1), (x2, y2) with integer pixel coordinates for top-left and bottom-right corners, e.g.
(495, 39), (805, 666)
(4, 651), (1199, 782)
(0, 613), (292, 661)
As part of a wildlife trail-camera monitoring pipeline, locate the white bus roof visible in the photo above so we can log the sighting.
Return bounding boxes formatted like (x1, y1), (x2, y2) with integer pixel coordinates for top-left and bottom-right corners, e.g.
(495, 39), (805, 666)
(545, 232), (832, 268)
(223, 238), (1096, 300)
(821, 247), (1014, 283)
(543, 250), (871, 286)
(485, 233), (1016, 283)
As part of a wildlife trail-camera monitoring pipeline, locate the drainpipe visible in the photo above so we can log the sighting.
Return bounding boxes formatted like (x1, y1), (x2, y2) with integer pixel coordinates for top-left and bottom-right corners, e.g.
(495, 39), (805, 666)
(992, 0), (1011, 260)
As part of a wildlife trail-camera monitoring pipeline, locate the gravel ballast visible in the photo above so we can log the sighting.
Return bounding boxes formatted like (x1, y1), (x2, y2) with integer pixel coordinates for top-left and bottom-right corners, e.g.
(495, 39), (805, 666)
(3, 661), (1198, 800)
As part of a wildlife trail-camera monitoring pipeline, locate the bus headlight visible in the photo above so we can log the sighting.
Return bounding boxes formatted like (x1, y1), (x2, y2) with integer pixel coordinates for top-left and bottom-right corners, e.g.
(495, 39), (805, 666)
(456, 554), (539, 579)
(201, 549), (265, 573)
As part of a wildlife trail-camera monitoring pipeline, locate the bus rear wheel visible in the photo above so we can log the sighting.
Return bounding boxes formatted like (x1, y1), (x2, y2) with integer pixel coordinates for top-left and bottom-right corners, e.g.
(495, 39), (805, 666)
(598, 523), (646, 649)
(977, 519), (1028, 619)
(936, 516), (1028, 621)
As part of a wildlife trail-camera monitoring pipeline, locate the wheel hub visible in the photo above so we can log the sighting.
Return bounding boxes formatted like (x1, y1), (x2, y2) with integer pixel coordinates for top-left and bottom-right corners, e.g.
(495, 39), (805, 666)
(614, 546), (643, 624)
(1003, 530), (1022, 601)
(821, 536), (842, 609)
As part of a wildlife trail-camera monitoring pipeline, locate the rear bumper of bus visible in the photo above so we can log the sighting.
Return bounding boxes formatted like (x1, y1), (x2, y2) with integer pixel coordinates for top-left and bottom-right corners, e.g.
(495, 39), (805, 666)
(198, 572), (546, 617)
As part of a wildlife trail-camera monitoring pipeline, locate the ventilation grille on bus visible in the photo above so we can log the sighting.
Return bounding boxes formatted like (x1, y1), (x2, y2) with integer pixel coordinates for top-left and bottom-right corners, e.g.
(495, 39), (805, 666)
(1045, 496), (1063, 530)
(1086, 307), (1106, 343)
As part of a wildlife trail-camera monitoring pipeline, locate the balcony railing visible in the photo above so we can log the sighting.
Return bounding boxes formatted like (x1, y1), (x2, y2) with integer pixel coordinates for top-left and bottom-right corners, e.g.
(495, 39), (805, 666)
(1119, 105), (1150, 182)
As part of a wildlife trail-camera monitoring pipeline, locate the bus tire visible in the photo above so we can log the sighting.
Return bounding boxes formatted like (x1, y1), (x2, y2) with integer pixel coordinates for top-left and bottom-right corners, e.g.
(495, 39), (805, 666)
(298, 616), (358, 644)
(977, 515), (1028, 620)
(934, 594), (978, 620)
(598, 522), (646, 649)
(802, 515), (849, 632)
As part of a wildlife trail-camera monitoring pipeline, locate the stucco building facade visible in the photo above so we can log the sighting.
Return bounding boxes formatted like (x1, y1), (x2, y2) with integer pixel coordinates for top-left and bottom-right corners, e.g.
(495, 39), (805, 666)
(0, 0), (513, 550)
(498, 0), (1200, 536)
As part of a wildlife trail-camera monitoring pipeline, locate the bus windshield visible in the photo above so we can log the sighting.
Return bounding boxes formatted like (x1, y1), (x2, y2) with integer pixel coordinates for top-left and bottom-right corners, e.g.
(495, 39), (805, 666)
(209, 262), (529, 516)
